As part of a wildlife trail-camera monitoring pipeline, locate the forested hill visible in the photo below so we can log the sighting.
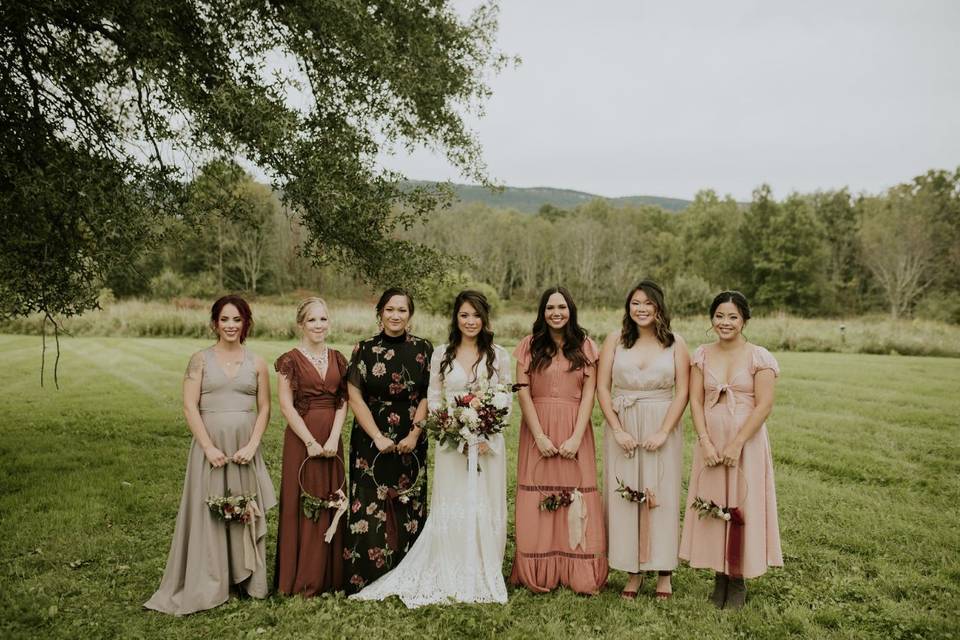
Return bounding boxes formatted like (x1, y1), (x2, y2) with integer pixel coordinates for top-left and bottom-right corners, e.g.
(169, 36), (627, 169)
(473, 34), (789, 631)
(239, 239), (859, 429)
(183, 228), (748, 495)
(406, 180), (692, 212)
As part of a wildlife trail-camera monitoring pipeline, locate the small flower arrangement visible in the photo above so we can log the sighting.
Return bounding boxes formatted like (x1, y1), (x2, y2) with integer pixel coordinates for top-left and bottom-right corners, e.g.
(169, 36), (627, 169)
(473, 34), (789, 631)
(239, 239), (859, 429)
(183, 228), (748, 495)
(390, 468), (425, 505)
(539, 490), (574, 511)
(615, 477), (650, 504)
(301, 490), (347, 522)
(207, 492), (258, 524)
(692, 496), (734, 521)
(422, 382), (513, 449)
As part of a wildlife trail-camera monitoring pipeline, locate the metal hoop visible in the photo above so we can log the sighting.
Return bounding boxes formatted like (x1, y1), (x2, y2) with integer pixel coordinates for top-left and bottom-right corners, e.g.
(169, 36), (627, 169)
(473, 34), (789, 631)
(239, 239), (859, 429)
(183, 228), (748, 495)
(371, 449), (422, 497)
(612, 446), (664, 495)
(694, 464), (749, 510)
(298, 455), (346, 502)
(530, 454), (583, 500)
(204, 459), (248, 496)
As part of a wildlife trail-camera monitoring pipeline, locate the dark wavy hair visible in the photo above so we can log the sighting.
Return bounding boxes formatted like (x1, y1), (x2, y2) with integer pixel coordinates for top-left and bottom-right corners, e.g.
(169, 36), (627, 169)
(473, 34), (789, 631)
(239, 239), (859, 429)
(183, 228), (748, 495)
(528, 286), (591, 373)
(620, 280), (674, 348)
(709, 290), (751, 322)
(210, 295), (253, 343)
(375, 287), (415, 320)
(439, 290), (497, 382)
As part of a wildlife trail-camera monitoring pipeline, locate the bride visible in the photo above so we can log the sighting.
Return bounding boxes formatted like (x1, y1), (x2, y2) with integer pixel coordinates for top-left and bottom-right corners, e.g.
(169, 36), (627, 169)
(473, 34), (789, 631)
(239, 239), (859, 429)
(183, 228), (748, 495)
(350, 290), (511, 607)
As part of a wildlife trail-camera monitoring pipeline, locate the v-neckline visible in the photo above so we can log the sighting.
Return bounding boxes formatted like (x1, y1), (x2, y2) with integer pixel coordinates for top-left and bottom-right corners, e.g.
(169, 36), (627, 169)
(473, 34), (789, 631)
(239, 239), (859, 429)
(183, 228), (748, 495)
(209, 347), (246, 382)
(703, 345), (752, 386)
(453, 354), (480, 385)
(295, 347), (330, 385)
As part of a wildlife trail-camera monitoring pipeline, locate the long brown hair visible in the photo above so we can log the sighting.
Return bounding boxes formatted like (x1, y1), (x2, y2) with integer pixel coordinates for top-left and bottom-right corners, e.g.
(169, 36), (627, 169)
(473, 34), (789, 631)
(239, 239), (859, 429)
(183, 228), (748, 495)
(620, 280), (674, 348)
(528, 286), (591, 373)
(439, 290), (497, 381)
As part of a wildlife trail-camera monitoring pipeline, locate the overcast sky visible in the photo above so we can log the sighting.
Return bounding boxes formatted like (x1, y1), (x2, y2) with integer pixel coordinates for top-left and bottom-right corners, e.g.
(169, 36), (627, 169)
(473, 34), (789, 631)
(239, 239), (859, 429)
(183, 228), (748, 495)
(380, 0), (960, 201)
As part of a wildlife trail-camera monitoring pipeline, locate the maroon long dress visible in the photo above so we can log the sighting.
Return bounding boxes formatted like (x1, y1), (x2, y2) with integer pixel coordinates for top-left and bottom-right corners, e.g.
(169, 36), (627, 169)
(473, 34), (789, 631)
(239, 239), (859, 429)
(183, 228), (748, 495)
(274, 348), (348, 596)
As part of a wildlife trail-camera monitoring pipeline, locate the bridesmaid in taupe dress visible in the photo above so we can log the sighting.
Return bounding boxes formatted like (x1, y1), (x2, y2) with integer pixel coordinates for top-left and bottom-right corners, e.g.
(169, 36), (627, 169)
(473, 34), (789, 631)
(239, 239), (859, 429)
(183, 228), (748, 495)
(145, 295), (276, 616)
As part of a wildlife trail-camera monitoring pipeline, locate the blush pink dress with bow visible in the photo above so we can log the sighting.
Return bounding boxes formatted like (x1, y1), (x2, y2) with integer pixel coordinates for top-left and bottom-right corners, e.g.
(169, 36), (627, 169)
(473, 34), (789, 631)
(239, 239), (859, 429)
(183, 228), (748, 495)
(679, 345), (783, 578)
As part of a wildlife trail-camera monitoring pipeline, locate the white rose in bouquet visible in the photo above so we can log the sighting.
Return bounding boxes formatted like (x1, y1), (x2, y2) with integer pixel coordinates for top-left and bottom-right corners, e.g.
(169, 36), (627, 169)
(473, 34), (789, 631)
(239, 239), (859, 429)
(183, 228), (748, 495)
(492, 392), (512, 410)
(459, 407), (479, 426)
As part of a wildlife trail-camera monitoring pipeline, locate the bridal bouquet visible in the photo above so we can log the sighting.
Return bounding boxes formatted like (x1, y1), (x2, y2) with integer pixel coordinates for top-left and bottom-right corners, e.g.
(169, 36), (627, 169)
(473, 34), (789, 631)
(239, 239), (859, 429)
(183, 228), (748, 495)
(422, 382), (512, 450)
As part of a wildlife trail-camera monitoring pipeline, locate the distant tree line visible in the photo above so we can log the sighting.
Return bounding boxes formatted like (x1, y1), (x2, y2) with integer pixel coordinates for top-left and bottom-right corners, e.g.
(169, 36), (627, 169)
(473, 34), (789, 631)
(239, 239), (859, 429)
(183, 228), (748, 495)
(112, 165), (960, 322)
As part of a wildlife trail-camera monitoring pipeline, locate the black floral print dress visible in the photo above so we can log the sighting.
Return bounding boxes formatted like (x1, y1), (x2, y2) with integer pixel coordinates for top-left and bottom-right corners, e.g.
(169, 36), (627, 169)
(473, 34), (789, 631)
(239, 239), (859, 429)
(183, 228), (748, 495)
(345, 331), (432, 592)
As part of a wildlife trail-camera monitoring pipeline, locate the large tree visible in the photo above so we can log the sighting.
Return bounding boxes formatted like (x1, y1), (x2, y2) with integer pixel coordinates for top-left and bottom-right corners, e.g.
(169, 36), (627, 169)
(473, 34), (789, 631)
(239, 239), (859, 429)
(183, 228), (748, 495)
(1, 0), (509, 324)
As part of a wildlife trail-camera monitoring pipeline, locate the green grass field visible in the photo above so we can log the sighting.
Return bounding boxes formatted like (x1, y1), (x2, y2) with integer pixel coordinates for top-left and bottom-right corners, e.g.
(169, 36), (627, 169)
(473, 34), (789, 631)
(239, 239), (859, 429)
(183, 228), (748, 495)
(1, 335), (958, 639)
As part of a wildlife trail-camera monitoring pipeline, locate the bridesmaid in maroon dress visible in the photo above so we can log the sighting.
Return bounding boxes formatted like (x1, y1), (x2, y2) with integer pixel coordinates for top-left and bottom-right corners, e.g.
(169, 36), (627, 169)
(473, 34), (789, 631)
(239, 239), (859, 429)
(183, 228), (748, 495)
(274, 297), (350, 596)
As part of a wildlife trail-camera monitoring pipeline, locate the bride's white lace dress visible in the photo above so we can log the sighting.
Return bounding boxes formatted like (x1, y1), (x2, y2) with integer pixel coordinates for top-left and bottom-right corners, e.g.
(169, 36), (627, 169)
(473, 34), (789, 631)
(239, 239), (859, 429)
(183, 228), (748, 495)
(350, 344), (511, 607)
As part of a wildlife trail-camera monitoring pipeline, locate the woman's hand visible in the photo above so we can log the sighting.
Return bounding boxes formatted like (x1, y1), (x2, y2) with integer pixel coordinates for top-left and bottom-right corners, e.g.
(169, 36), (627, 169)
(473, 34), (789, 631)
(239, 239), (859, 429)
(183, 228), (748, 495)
(396, 431), (419, 454)
(373, 434), (396, 453)
(612, 429), (639, 456)
(640, 430), (668, 451)
(477, 441), (492, 456)
(534, 433), (558, 457)
(700, 438), (721, 466)
(204, 445), (228, 467)
(720, 440), (743, 467)
(232, 442), (258, 465)
(558, 435), (581, 459)
(305, 441), (325, 458)
(321, 437), (340, 458)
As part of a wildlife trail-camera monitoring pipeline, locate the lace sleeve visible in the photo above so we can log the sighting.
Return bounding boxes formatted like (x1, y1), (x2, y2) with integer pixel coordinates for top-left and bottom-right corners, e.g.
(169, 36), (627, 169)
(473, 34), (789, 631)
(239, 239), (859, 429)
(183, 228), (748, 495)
(427, 345), (446, 411)
(274, 352), (298, 392)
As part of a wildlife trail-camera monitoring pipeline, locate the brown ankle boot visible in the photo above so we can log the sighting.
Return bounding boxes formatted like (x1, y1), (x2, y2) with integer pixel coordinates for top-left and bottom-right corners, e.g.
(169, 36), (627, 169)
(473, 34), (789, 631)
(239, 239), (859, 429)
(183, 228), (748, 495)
(724, 577), (746, 609)
(709, 573), (728, 608)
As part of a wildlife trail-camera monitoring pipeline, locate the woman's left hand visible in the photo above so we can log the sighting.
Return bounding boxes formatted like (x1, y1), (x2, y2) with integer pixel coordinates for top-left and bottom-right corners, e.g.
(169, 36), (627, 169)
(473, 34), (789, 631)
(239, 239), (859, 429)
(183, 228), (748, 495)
(477, 441), (492, 456)
(396, 431), (419, 454)
(321, 437), (340, 458)
(720, 440), (743, 467)
(558, 436), (581, 459)
(232, 442), (258, 465)
(640, 430), (669, 451)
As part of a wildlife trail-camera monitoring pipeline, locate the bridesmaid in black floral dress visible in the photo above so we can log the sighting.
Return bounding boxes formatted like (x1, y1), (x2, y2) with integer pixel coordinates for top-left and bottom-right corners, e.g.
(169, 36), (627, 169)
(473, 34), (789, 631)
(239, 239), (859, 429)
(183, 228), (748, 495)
(345, 288), (433, 592)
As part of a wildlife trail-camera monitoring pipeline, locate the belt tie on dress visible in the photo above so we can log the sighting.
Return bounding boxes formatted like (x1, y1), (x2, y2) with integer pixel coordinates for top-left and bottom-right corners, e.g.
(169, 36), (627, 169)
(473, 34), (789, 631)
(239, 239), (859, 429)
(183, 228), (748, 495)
(612, 389), (673, 413)
(706, 383), (737, 417)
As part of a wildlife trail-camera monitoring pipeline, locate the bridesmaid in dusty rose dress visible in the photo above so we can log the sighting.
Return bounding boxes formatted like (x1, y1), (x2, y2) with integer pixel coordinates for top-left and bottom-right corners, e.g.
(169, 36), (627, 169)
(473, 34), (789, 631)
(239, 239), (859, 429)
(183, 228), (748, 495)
(510, 287), (607, 595)
(274, 297), (349, 596)
(598, 281), (689, 601)
(145, 295), (276, 615)
(679, 291), (783, 609)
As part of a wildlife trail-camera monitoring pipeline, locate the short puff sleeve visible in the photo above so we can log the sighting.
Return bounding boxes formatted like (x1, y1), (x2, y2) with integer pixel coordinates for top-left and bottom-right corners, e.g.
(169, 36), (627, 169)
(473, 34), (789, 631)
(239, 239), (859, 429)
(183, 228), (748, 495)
(512, 335), (533, 373)
(750, 346), (780, 377)
(582, 337), (600, 369)
(691, 345), (706, 371)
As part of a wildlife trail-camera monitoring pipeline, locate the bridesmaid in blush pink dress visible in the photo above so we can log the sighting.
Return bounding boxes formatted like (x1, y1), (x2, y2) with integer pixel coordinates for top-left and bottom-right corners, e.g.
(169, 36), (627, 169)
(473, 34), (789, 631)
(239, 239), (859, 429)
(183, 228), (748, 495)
(679, 291), (783, 609)
(510, 287), (607, 594)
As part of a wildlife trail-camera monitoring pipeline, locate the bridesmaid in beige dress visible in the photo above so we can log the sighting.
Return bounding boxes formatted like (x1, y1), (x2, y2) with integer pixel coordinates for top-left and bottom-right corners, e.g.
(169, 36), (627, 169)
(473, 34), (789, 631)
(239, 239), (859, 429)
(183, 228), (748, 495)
(598, 281), (689, 600)
(145, 295), (277, 615)
(679, 291), (782, 609)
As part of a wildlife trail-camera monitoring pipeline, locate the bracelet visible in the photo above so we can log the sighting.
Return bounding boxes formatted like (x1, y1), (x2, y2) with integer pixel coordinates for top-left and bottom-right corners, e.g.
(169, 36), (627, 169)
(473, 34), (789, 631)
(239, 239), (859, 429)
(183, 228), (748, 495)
(696, 433), (709, 443)
(304, 439), (316, 447)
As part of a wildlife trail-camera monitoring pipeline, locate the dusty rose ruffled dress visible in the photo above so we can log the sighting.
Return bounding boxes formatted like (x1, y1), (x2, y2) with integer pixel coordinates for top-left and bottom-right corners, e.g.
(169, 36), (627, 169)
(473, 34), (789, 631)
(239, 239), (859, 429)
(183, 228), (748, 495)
(510, 336), (608, 594)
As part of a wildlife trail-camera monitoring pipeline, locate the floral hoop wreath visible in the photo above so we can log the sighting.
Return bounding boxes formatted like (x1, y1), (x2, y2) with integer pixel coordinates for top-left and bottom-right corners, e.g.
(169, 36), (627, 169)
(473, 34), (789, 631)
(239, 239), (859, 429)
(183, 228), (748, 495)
(692, 464), (748, 520)
(299, 455), (347, 522)
(204, 461), (259, 525)
(532, 454), (583, 511)
(371, 449), (424, 504)
(613, 447), (664, 504)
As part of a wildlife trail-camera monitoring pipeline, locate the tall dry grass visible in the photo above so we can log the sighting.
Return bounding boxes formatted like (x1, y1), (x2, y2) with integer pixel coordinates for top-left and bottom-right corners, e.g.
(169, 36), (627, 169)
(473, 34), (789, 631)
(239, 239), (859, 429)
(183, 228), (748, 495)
(2, 300), (959, 357)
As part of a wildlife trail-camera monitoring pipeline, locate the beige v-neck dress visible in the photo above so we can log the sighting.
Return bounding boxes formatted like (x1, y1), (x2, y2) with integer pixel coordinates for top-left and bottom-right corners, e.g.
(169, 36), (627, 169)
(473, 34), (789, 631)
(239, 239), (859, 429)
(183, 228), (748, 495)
(145, 348), (277, 615)
(604, 343), (683, 573)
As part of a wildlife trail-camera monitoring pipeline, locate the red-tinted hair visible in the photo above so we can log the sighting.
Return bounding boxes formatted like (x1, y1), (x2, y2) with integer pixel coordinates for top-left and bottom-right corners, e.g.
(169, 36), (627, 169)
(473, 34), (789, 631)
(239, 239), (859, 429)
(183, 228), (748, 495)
(210, 295), (253, 343)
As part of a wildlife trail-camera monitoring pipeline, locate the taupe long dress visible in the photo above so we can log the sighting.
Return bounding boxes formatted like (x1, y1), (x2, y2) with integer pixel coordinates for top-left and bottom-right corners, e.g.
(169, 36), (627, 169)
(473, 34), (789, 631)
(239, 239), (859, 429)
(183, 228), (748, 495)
(145, 348), (277, 615)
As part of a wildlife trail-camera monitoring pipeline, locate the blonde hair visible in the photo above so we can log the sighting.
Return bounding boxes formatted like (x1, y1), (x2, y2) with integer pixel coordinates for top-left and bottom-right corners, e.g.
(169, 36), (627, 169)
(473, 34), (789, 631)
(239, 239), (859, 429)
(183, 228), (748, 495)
(296, 296), (329, 325)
